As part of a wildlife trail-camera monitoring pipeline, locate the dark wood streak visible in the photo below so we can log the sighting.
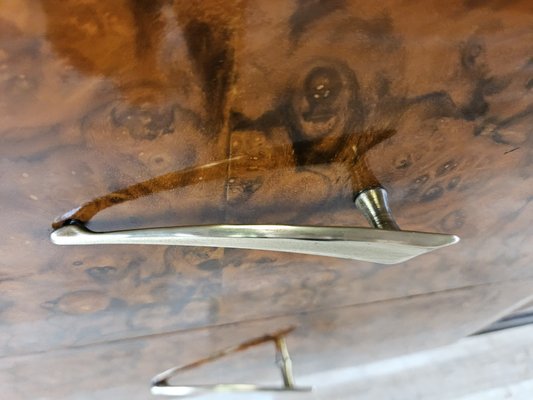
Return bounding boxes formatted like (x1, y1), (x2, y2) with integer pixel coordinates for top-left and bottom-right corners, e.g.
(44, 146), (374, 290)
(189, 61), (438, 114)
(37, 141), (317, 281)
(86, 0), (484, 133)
(289, 0), (346, 44)
(182, 20), (234, 135)
(129, 0), (164, 58)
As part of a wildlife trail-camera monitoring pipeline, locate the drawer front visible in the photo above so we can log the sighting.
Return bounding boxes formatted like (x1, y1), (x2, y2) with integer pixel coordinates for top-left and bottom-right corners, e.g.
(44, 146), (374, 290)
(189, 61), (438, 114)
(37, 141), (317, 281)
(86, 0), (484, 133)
(0, 0), (531, 356)
(2, 281), (533, 400)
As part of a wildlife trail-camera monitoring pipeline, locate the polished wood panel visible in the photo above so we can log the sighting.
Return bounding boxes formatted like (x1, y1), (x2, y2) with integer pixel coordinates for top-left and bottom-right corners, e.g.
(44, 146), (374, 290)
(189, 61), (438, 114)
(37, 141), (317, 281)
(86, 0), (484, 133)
(0, 0), (531, 358)
(1, 281), (532, 400)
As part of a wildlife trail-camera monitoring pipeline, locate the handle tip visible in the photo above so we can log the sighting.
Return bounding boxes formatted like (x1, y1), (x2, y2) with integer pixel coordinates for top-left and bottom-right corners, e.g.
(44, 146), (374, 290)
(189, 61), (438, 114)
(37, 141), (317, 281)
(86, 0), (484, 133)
(50, 223), (88, 245)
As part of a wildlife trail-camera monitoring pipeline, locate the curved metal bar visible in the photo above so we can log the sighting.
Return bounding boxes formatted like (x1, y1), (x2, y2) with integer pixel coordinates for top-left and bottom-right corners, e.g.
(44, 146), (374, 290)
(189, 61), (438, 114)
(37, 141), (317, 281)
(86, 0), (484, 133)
(51, 222), (458, 264)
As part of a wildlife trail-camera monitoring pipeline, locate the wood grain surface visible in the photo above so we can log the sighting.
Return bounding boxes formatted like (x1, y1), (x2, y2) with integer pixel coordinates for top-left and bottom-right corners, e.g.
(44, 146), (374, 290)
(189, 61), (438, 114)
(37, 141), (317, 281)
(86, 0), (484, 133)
(0, 0), (532, 360)
(2, 281), (532, 400)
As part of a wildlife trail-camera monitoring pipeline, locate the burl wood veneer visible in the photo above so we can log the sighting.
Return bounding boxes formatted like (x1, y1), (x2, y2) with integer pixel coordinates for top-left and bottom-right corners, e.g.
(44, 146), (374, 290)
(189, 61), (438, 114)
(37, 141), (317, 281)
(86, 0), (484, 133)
(0, 0), (531, 364)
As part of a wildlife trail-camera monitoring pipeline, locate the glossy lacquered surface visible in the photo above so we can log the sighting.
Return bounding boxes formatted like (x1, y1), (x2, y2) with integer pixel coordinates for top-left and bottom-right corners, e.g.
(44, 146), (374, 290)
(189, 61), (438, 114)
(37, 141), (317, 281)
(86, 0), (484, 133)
(2, 281), (533, 400)
(0, 0), (532, 363)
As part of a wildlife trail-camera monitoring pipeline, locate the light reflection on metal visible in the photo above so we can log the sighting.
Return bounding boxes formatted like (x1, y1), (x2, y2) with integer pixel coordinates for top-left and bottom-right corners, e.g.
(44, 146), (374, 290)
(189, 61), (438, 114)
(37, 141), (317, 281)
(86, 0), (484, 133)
(355, 187), (400, 230)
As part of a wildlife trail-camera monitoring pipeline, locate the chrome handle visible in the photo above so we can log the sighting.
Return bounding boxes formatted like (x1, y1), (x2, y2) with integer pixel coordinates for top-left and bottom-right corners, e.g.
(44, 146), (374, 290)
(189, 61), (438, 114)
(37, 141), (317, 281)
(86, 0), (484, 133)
(150, 328), (310, 397)
(51, 188), (459, 265)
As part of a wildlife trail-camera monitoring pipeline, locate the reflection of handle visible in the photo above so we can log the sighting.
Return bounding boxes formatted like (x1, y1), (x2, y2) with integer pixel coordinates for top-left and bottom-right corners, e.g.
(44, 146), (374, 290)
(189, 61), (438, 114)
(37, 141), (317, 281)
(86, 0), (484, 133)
(51, 188), (459, 265)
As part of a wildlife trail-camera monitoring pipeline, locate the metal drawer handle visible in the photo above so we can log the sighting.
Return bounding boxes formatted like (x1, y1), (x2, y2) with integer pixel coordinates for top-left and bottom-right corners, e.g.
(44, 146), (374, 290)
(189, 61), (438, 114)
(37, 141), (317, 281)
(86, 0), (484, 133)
(150, 327), (311, 396)
(51, 188), (459, 264)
